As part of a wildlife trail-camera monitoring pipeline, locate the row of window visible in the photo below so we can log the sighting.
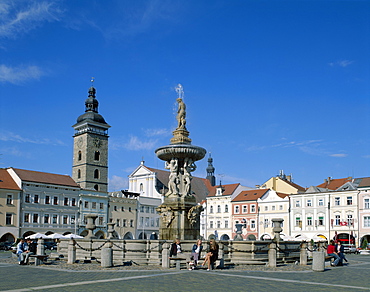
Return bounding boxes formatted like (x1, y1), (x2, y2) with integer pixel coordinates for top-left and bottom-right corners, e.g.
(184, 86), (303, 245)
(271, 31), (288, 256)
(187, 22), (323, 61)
(294, 196), (362, 208)
(77, 150), (100, 161)
(209, 204), (286, 214)
(139, 205), (156, 214)
(138, 217), (160, 228)
(113, 205), (133, 212)
(83, 201), (105, 210)
(77, 169), (101, 179)
(24, 213), (76, 225)
(295, 214), (354, 227)
(24, 194), (77, 206)
(114, 218), (134, 227)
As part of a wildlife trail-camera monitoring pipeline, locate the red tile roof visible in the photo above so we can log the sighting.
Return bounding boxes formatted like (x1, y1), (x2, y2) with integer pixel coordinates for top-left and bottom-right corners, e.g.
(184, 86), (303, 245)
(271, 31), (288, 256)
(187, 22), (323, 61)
(10, 168), (80, 188)
(359, 177), (370, 188)
(232, 188), (269, 202)
(316, 177), (352, 190)
(207, 183), (240, 197)
(277, 192), (290, 199)
(0, 169), (21, 190)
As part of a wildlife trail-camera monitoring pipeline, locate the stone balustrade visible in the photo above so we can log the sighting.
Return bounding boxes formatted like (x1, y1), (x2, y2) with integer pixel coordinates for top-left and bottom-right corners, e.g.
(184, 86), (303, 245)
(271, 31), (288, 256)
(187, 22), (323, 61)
(57, 239), (303, 267)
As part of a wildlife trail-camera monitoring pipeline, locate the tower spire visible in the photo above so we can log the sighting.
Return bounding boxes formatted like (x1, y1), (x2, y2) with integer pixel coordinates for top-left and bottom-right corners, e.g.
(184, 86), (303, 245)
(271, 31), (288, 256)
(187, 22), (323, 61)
(206, 153), (216, 186)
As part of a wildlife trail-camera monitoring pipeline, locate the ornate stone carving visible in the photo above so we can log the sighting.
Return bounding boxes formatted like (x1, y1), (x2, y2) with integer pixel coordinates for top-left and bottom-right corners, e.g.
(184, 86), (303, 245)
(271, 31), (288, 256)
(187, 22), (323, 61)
(187, 205), (203, 227)
(165, 158), (179, 196)
(158, 206), (175, 227)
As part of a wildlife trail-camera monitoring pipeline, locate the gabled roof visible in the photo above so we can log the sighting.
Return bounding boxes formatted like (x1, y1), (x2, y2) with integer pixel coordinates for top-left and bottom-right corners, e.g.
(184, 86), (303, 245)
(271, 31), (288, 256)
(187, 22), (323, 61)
(277, 192), (289, 199)
(207, 183), (240, 197)
(304, 186), (327, 193)
(0, 169), (21, 190)
(359, 177), (370, 188)
(232, 188), (269, 202)
(283, 180), (306, 192)
(9, 168), (80, 188)
(316, 177), (352, 190)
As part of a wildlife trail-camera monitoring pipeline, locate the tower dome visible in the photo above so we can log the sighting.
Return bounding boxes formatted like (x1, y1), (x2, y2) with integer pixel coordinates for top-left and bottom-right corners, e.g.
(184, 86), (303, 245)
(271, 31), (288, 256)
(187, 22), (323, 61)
(76, 86), (108, 125)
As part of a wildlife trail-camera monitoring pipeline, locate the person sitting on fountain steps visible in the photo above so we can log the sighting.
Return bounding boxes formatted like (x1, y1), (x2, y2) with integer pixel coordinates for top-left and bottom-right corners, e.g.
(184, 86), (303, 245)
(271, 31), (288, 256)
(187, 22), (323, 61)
(170, 238), (182, 258)
(202, 239), (219, 271)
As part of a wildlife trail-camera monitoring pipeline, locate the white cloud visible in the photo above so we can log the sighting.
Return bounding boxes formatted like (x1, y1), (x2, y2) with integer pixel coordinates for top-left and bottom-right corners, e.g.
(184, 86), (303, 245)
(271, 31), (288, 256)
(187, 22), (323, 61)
(246, 139), (323, 152)
(329, 60), (354, 67)
(0, 131), (65, 145)
(125, 136), (157, 150)
(0, 0), (62, 39)
(109, 175), (128, 192)
(330, 153), (348, 158)
(144, 128), (169, 137)
(0, 64), (45, 84)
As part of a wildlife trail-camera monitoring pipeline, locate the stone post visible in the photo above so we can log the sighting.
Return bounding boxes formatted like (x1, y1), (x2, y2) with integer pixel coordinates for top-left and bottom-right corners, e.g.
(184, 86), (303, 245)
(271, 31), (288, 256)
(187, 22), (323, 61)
(300, 242), (308, 265)
(271, 218), (284, 242)
(312, 251), (325, 272)
(218, 242), (224, 269)
(36, 238), (45, 266)
(162, 242), (170, 268)
(85, 214), (97, 239)
(107, 223), (115, 239)
(67, 239), (76, 264)
(268, 242), (277, 268)
(101, 241), (113, 268)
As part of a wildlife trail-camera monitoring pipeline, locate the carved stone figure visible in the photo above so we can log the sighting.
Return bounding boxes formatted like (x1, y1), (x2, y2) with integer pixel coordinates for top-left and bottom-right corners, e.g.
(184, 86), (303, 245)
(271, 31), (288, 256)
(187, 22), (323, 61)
(161, 206), (175, 227)
(183, 157), (196, 196)
(188, 205), (203, 227)
(165, 158), (179, 196)
(176, 97), (186, 130)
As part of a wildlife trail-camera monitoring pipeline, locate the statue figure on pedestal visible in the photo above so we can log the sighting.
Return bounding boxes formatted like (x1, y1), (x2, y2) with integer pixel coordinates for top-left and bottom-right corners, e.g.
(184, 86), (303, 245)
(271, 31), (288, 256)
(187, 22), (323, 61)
(175, 84), (187, 130)
(183, 157), (196, 196)
(165, 158), (179, 196)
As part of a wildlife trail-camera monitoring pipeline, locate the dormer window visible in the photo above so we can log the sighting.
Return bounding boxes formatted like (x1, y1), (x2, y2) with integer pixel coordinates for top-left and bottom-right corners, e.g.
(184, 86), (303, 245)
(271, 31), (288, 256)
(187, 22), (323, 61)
(216, 188), (223, 196)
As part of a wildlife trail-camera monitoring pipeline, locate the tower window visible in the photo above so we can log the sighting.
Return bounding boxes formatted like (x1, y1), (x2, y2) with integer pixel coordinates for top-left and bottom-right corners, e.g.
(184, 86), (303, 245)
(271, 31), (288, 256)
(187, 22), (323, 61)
(78, 151), (82, 161)
(94, 184), (99, 191)
(94, 169), (99, 179)
(78, 169), (81, 179)
(94, 151), (100, 161)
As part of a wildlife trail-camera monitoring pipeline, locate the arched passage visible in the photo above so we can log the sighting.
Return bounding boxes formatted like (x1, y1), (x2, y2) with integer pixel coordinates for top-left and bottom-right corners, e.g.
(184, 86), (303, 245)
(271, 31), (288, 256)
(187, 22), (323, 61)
(138, 232), (147, 239)
(95, 231), (105, 239)
(220, 234), (230, 240)
(22, 231), (35, 239)
(247, 234), (256, 241)
(123, 232), (133, 239)
(0, 233), (16, 243)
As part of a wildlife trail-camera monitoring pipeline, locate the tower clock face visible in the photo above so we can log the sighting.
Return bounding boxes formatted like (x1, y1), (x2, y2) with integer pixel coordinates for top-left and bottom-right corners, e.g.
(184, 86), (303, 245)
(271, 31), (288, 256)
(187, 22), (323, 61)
(77, 137), (83, 148)
(93, 138), (102, 148)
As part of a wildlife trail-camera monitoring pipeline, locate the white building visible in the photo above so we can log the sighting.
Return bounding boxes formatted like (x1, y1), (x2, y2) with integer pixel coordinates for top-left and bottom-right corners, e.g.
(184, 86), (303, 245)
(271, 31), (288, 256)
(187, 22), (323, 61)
(257, 189), (290, 240)
(7, 167), (81, 238)
(79, 189), (109, 238)
(206, 183), (251, 240)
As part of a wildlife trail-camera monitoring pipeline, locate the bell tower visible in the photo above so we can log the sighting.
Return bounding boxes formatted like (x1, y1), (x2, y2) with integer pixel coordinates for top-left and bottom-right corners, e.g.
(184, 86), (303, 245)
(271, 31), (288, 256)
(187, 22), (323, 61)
(72, 82), (110, 192)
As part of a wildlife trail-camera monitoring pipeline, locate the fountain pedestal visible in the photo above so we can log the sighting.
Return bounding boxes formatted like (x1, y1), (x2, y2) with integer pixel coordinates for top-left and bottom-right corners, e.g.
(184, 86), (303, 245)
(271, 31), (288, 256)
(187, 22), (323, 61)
(155, 84), (205, 240)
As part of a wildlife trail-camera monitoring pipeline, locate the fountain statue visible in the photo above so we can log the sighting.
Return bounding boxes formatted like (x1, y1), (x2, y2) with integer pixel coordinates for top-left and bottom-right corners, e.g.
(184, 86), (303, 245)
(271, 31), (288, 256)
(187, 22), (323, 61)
(155, 84), (206, 240)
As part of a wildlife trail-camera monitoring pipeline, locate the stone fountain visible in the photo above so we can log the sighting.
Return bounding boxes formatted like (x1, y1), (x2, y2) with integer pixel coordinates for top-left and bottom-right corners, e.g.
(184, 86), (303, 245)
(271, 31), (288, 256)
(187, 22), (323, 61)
(155, 84), (206, 240)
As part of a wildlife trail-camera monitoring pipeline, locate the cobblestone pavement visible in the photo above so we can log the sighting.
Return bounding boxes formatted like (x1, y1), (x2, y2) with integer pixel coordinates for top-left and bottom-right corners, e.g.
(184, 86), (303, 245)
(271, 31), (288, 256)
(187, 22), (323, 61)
(0, 252), (369, 292)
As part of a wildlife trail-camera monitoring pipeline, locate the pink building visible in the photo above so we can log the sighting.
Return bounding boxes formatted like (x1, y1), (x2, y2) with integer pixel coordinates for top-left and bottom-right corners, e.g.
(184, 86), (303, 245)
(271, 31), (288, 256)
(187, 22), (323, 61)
(231, 189), (269, 240)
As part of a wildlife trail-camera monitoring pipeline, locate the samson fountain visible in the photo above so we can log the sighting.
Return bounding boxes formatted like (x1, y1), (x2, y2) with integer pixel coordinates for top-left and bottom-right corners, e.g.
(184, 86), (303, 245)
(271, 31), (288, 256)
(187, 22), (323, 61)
(155, 84), (206, 240)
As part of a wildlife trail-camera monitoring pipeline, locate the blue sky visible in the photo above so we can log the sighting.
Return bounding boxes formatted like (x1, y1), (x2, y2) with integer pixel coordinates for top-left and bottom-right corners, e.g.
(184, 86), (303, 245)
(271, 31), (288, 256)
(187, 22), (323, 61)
(1, 0), (369, 191)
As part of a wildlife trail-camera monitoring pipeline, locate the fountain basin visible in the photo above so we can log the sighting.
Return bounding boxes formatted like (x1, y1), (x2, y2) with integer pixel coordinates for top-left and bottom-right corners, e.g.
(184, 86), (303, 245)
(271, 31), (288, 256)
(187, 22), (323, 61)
(155, 144), (206, 162)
